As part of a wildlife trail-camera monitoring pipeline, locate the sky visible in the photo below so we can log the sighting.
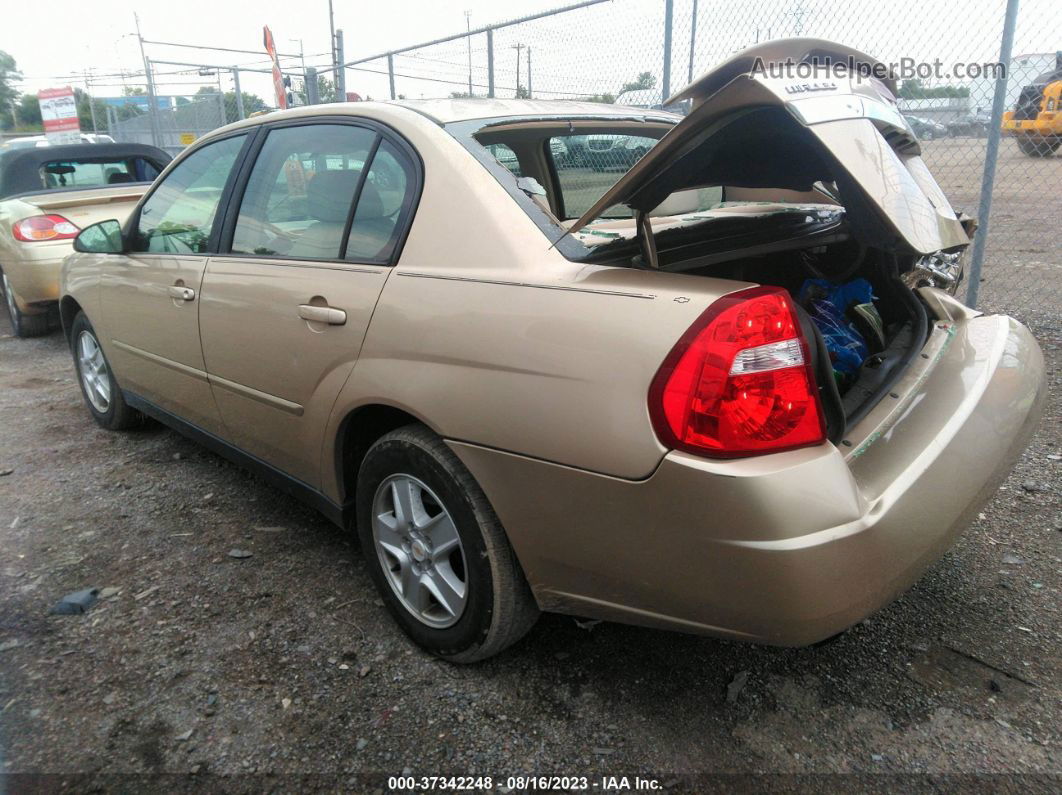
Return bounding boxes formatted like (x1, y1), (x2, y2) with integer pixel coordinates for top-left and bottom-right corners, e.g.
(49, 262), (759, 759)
(5, 0), (1060, 110)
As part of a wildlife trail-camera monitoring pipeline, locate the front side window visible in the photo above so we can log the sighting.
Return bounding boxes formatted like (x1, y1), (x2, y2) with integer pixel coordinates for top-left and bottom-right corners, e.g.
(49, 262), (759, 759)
(38, 157), (162, 190)
(231, 124), (377, 260)
(133, 135), (245, 254)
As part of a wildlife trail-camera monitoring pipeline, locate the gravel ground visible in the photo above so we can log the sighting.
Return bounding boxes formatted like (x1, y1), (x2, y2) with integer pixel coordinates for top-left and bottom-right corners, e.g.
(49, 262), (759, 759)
(1, 140), (1060, 791)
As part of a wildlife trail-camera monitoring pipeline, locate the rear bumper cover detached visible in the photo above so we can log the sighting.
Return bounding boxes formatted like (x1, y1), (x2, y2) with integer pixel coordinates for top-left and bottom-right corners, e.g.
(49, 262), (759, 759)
(450, 311), (1046, 645)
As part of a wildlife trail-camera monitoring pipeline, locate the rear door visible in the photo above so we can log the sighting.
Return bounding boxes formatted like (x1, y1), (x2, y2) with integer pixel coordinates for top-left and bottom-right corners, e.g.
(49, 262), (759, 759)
(99, 133), (248, 434)
(199, 120), (420, 487)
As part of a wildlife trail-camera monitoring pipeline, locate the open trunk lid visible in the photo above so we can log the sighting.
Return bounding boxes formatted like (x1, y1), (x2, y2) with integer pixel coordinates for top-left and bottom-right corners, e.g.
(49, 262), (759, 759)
(568, 39), (969, 256)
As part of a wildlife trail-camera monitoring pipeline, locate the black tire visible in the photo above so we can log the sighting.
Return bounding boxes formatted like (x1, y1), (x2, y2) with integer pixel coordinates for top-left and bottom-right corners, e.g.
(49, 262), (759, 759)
(1017, 136), (1060, 157)
(2, 270), (50, 338)
(356, 424), (538, 662)
(69, 311), (144, 431)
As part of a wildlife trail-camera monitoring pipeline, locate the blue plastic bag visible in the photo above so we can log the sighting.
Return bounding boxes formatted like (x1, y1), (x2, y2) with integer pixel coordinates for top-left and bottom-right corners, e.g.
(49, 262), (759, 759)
(798, 278), (876, 382)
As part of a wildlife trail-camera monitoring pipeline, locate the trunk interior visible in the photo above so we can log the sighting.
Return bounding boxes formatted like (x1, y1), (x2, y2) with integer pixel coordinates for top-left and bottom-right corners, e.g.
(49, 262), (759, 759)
(676, 239), (931, 441)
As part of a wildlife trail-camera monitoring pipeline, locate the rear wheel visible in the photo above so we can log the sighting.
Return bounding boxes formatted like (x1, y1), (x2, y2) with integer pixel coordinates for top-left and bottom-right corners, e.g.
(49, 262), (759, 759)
(69, 311), (143, 430)
(2, 271), (50, 338)
(1017, 136), (1060, 157)
(356, 424), (538, 662)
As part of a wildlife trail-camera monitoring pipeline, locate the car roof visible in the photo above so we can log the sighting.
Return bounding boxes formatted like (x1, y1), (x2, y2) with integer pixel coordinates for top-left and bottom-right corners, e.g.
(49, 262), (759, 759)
(0, 143), (172, 199)
(394, 98), (681, 124)
(204, 100), (682, 145)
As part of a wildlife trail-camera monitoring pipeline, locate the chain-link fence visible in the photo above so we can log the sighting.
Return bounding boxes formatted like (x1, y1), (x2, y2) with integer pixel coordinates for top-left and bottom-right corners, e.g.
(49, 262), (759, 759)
(110, 95), (227, 156)
(96, 0), (1062, 328)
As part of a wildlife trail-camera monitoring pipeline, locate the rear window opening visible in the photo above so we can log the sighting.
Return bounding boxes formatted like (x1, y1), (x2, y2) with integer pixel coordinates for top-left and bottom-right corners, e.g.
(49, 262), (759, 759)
(37, 157), (162, 190)
(457, 106), (964, 440)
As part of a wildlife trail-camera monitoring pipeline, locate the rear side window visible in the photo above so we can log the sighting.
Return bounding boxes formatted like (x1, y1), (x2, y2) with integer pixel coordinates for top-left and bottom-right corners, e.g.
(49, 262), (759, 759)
(38, 157), (162, 190)
(547, 133), (659, 218)
(484, 143), (521, 177)
(231, 123), (417, 263)
(344, 139), (417, 263)
(133, 135), (245, 254)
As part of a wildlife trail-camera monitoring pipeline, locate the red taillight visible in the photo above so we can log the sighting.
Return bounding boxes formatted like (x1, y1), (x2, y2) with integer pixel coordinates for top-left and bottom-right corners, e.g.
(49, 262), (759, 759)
(12, 214), (80, 242)
(649, 286), (826, 458)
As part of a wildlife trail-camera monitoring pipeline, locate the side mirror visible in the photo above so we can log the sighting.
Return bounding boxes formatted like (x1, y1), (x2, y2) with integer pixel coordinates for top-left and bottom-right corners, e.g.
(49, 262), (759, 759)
(73, 219), (124, 254)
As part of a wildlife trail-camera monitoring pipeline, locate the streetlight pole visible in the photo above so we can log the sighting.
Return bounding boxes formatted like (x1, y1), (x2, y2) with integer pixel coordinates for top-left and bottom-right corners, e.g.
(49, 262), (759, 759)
(465, 10), (473, 96)
(134, 13), (161, 147)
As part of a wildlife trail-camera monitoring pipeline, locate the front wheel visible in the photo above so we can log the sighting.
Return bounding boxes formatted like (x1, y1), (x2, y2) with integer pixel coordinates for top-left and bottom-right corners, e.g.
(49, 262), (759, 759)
(2, 271), (50, 338)
(69, 311), (144, 430)
(1017, 136), (1060, 157)
(356, 425), (538, 662)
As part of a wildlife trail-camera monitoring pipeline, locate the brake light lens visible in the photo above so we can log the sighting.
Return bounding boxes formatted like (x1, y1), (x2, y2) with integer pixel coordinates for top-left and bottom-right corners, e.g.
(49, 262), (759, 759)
(12, 214), (80, 242)
(649, 286), (826, 458)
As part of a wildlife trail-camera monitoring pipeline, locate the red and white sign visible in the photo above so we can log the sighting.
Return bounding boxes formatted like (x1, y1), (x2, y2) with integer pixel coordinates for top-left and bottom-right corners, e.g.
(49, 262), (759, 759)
(38, 86), (81, 145)
(263, 26), (287, 110)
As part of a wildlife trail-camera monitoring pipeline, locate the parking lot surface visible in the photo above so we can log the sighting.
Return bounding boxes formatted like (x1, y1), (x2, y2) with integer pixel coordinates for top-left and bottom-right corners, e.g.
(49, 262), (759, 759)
(0, 140), (1059, 789)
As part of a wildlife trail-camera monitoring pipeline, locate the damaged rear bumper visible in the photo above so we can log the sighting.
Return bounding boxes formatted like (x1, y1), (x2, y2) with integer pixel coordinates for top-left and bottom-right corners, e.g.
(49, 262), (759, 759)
(449, 309), (1046, 645)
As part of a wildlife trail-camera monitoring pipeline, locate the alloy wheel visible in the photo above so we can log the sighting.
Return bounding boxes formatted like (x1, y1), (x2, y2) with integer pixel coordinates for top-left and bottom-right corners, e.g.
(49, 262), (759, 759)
(372, 473), (468, 628)
(77, 330), (111, 413)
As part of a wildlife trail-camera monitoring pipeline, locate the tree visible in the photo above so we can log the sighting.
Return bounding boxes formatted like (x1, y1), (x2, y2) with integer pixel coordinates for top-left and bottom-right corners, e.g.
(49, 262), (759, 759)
(515, 84), (529, 99)
(585, 92), (616, 104)
(898, 78), (969, 99)
(74, 88), (109, 132)
(15, 94), (40, 128)
(620, 71), (656, 95)
(316, 75), (337, 104)
(0, 50), (21, 130)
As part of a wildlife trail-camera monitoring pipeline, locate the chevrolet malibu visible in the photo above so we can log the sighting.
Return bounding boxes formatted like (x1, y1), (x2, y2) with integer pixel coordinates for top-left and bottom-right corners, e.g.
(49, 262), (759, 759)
(60, 40), (1045, 662)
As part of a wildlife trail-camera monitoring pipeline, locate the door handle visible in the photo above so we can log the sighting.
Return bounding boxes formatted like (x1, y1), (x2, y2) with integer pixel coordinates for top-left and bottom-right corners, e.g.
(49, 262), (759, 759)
(298, 304), (346, 326)
(168, 285), (195, 301)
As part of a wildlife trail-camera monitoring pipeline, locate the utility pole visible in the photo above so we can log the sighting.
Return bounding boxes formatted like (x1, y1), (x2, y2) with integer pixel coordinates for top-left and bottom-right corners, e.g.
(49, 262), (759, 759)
(232, 67), (245, 120)
(305, 66), (320, 105)
(335, 29), (346, 100)
(512, 42), (524, 97)
(527, 47), (532, 99)
(328, 0), (338, 76)
(289, 39), (306, 75)
(84, 69), (99, 134)
(134, 13), (161, 147)
(465, 10), (473, 96)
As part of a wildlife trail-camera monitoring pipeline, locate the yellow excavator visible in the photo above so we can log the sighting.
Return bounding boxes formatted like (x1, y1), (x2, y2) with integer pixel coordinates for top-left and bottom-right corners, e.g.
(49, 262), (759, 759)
(1002, 52), (1062, 157)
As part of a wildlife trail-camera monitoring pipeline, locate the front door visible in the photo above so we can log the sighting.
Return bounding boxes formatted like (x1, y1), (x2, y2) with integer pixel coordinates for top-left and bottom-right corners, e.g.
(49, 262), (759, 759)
(199, 122), (419, 487)
(100, 134), (248, 434)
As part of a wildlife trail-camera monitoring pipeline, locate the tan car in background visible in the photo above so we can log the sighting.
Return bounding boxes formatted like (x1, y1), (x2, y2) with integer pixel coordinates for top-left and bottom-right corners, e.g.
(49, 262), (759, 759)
(60, 40), (1045, 662)
(0, 143), (169, 336)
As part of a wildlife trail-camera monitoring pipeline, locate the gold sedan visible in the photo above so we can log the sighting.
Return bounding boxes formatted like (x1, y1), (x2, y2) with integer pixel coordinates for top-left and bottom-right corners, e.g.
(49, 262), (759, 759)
(59, 41), (1045, 662)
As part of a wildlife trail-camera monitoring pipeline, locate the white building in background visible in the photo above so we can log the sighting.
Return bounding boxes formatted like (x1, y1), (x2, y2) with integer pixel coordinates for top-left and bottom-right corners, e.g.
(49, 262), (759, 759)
(970, 52), (1062, 113)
